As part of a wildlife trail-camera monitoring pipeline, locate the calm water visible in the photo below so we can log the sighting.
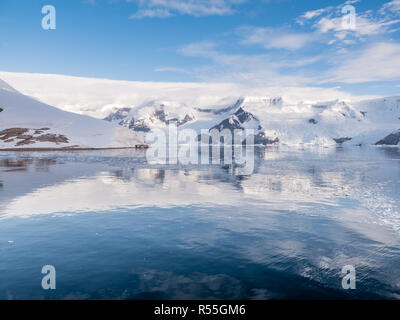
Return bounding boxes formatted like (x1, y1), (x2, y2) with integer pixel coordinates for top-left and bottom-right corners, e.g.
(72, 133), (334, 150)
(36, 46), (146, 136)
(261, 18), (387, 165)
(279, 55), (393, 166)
(0, 146), (400, 300)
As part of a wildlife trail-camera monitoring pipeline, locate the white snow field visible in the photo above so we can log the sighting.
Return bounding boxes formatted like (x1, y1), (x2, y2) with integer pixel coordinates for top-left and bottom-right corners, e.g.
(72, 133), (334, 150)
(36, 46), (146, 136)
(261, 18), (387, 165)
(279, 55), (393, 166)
(0, 78), (143, 149)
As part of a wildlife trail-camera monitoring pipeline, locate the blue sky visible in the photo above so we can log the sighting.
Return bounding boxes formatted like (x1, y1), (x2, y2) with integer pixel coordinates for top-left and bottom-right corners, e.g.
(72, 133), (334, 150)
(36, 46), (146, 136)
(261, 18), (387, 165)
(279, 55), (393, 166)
(1, 0), (400, 96)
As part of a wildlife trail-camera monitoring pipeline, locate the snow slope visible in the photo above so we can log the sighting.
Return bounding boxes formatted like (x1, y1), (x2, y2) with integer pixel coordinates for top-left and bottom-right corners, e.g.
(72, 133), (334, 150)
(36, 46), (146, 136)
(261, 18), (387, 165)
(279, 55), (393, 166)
(0, 79), (143, 149)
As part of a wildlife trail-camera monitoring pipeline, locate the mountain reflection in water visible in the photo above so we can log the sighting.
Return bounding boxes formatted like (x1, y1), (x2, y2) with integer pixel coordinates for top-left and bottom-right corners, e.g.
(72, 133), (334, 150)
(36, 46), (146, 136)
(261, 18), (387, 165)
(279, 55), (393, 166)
(0, 146), (399, 299)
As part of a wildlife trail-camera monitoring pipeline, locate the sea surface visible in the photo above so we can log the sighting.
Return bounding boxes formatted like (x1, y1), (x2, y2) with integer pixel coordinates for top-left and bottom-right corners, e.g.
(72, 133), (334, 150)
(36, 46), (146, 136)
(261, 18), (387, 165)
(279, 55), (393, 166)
(0, 146), (399, 299)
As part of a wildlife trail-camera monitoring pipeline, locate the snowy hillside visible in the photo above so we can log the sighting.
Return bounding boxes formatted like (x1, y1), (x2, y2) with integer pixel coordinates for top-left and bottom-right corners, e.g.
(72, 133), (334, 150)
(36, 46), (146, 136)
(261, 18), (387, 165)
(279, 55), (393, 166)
(0, 79), (143, 149)
(104, 96), (400, 147)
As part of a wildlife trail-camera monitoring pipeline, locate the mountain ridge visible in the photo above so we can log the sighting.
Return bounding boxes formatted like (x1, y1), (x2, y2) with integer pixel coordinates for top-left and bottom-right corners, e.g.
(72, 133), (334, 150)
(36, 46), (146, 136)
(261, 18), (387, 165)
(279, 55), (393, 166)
(104, 95), (400, 147)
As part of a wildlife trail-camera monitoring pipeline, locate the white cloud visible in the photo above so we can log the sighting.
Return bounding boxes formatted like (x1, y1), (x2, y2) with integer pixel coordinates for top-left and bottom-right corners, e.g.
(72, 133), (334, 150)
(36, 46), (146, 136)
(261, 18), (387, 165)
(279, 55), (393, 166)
(380, 0), (400, 15)
(303, 8), (328, 20)
(128, 0), (246, 19)
(297, 7), (332, 25)
(131, 8), (172, 18)
(178, 41), (217, 57)
(329, 42), (400, 83)
(239, 26), (316, 50)
(0, 71), (367, 116)
(297, 1), (400, 46)
(154, 67), (187, 73)
(178, 40), (322, 86)
(315, 14), (400, 37)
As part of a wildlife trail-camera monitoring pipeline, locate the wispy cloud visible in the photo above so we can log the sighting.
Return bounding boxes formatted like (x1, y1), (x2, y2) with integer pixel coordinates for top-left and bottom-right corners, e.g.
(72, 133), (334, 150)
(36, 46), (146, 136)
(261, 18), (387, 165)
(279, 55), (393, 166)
(128, 0), (246, 19)
(178, 41), (218, 58)
(178, 40), (320, 86)
(297, 7), (333, 25)
(328, 42), (400, 83)
(238, 26), (317, 50)
(297, 0), (400, 46)
(380, 0), (400, 15)
(154, 67), (187, 73)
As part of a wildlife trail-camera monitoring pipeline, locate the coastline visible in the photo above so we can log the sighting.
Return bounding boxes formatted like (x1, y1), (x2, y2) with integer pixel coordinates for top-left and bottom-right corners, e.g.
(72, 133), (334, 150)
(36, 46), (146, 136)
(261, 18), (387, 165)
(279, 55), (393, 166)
(0, 145), (148, 152)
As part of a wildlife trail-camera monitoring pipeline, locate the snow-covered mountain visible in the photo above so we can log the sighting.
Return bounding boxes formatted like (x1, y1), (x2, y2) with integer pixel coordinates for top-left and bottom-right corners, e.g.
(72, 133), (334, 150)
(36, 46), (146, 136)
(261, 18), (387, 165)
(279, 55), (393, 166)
(104, 96), (400, 147)
(0, 72), (399, 148)
(0, 79), (143, 149)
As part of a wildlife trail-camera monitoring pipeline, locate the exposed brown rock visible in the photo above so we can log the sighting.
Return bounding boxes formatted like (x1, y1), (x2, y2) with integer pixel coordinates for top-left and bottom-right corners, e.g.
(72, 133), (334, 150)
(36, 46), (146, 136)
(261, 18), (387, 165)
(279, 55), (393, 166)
(34, 128), (50, 134)
(15, 139), (36, 146)
(17, 134), (33, 140)
(34, 134), (69, 144)
(0, 127), (70, 147)
(0, 128), (29, 140)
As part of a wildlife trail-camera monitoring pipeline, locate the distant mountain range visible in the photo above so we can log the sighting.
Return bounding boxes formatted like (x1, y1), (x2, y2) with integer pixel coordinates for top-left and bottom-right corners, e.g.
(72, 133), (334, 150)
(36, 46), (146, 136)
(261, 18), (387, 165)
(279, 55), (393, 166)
(1, 74), (399, 149)
(104, 96), (400, 147)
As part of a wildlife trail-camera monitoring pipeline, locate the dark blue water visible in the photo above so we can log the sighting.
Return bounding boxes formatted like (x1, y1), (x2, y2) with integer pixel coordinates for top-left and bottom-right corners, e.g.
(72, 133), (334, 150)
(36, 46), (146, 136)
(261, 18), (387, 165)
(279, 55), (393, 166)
(0, 147), (400, 299)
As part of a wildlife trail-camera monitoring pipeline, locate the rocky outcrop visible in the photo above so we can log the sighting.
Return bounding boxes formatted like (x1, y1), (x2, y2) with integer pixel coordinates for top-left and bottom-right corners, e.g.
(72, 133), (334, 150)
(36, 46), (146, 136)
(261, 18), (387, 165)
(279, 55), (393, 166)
(333, 137), (352, 144)
(104, 108), (132, 122)
(178, 114), (194, 126)
(0, 128), (29, 140)
(210, 106), (259, 132)
(211, 116), (244, 132)
(132, 120), (151, 132)
(104, 105), (195, 132)
(234, 107), (257, 123)
(309, 119), (318, 124)
(251, 132), (279, 145)
(0, 127), (69, 147)
(375, 130), (400, 145)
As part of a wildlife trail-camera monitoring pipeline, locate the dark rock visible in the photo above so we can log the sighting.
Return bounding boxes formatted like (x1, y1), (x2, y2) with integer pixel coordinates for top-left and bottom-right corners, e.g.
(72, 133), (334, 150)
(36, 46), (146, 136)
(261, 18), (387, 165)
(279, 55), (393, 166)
(15, 139), (36, 146)
(234, 107), (257, 123)
(132, 120), (151, 132)
(35, 134), (69, 144)
(119, 118), (136, 129)
(178, 114), (194, 126)
(211, 116), (244, 132)
(334, 137), (352, 144)
(0, 128), (29, 140)
(17, 134), (33, 140)
(308, 119), (318, 124)
(210, 106), (259, 133)
(375, 130), (400, 145)
(104, 108), (132, 122)
(251, 132), (279, 145)
(153, 109), (167, 123)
